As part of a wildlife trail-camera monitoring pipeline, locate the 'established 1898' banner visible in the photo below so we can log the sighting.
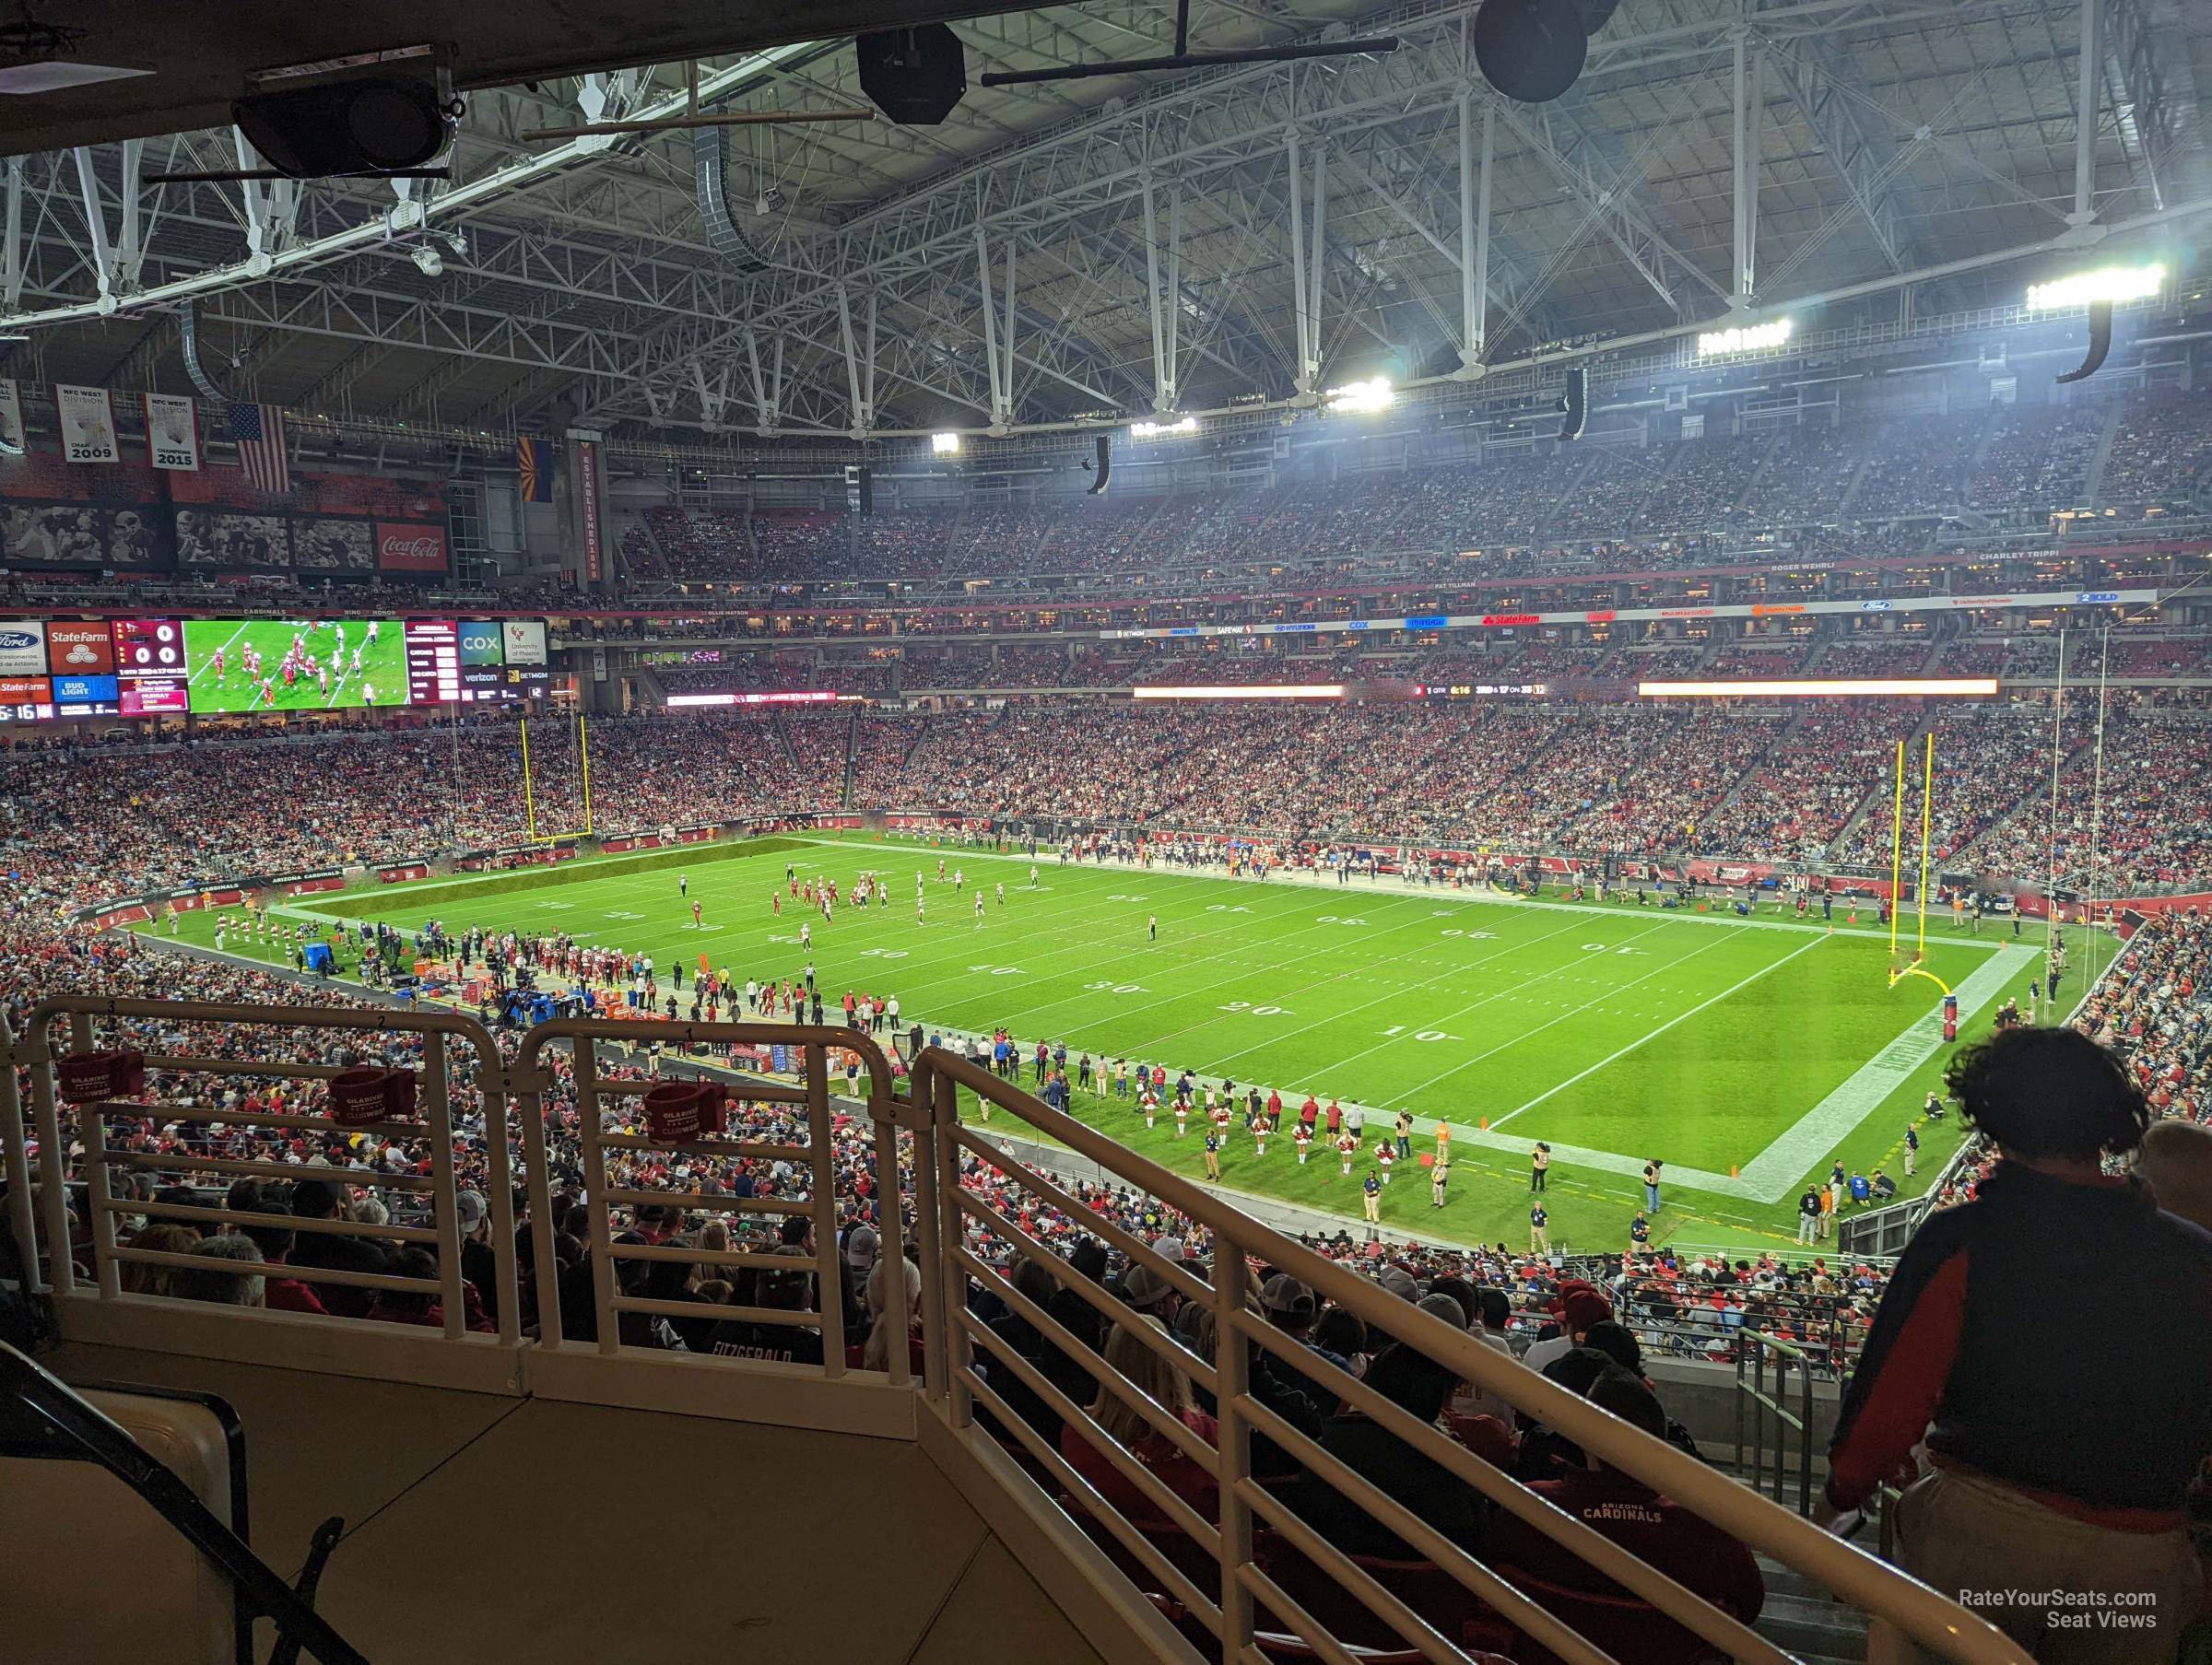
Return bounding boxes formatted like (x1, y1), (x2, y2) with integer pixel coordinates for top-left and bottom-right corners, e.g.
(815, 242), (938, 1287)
(372, 520), (448, 575)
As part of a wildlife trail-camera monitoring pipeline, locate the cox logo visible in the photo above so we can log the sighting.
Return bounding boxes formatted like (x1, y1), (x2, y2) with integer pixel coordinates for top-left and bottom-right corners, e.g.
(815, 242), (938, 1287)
(460, 628), (499, 651)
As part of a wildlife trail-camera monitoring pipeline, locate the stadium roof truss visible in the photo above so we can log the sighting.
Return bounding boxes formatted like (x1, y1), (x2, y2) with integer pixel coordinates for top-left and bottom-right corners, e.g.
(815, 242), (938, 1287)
(0, 0), (2206, 442)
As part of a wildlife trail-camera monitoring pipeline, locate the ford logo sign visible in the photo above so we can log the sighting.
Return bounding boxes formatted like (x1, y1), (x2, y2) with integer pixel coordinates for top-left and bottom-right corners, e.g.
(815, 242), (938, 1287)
(0, 629), (39, 650)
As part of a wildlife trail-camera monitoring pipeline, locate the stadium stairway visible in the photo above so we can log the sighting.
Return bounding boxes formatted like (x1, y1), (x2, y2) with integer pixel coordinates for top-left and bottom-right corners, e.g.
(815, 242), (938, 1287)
(1753, 1553), (1874, 1665)
(41, 1340), (1098, 1665)
(1825, 709), (1936, 862)
(2080, 401), (2124, 507)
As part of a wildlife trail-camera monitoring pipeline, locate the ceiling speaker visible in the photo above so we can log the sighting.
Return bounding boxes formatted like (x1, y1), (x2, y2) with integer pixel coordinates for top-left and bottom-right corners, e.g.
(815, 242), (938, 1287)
(234, 76), (448, 178)
(855, 26), (967, 126)
(1474, 0), (1589, 105)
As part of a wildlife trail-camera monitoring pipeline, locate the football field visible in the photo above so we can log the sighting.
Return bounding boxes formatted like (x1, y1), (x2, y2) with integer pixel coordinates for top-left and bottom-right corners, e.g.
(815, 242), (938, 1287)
(159, 833), (2109, 1255)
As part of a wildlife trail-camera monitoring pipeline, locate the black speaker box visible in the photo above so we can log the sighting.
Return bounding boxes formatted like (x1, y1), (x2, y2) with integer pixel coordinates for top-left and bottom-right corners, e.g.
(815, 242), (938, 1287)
(855, 26), (968, 125)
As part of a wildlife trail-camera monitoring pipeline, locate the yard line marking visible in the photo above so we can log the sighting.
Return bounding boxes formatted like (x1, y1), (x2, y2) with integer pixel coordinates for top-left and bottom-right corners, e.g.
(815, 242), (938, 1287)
(1488, 932), (1827, 1130)
(953, 887), (1448, 1035)
(1222, 914), (1662, 1083)
(884, 879), (1355, 1006)
(912, 838), (2018, 954)
(1729, 944), (2034, 1201)
(186, 621), (252, 687)
(1122, 908), (1594, 1065)
(1389, 926), (1739, 1102)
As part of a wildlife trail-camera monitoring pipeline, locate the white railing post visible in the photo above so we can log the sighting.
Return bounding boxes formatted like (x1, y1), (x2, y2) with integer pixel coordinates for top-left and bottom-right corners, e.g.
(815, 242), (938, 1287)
(26, 1017), (80, 1296)
(934, 1061), (971, 1428)
(0, 1020), (41, 1294)
(511, 1064), (565, 1347)
(804, 1039), (847, 1377)
(907, 1053), (950, 1403)
(1211, 1241), (1256, 1660)
(423, 1030), (465, 1338)
(478, 1068), (522, 1349)
(574, 1037), (619, 1354)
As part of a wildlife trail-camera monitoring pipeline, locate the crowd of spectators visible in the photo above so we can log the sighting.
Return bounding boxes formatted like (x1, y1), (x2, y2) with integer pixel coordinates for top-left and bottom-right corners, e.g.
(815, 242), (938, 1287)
(1971, 704), (2212, 891)
(647, 390), (2194, 589)
(10, 685), (2212, 892)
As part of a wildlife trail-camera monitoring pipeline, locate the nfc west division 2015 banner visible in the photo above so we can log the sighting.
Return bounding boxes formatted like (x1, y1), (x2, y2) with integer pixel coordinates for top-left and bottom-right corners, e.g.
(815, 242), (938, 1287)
(144, 393), (201, 471)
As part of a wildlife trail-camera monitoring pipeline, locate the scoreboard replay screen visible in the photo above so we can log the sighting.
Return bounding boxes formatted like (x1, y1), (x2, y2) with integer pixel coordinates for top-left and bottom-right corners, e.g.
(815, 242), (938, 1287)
(0, 615), (553, 720)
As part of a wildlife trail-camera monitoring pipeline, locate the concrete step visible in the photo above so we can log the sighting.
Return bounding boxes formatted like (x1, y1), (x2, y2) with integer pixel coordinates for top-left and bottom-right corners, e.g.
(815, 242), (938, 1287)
(1753, 1555), (1870, 1664)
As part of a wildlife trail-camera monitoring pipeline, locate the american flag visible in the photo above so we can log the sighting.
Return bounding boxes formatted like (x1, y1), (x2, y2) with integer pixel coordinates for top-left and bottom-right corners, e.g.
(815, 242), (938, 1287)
(228, 401), (290, 495)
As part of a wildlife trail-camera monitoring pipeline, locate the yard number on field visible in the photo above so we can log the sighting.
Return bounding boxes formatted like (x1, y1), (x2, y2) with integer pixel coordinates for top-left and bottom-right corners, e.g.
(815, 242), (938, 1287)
(1083, 980), (1147, 994)
(1219, 999), (1293, 1016)
(1382, 1025), (1461, 1041)
(968, 964), (1025, 977)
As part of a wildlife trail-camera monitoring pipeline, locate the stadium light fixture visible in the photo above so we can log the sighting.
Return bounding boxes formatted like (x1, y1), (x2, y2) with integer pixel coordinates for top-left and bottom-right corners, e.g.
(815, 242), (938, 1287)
(1132, 684), (1346, 700)
(1324, 377), (1394, 415)
(2025, 264), (2165, 312)
(1640, 677), (1999, 699)
(1130, 416), (1197, 440)
(930, 432), (960, 455)
(1695, 318), (1792, 358)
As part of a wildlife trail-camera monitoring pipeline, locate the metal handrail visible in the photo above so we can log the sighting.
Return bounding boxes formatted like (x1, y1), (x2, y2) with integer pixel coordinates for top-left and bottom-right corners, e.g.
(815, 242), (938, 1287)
(1735, 1330), (1819, 1518)
(508, 1016), (905, 1383)
(908, 1045), (2030, 1665)
(12, 995), (513, 1345)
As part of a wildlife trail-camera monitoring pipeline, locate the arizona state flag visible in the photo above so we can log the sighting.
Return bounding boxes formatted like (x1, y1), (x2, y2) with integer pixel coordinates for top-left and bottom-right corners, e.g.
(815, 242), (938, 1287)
(516, 436), (554, 502)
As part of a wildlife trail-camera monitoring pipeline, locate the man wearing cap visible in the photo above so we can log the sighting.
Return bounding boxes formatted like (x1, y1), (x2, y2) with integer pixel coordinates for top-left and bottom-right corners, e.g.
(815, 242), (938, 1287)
(1120, 1260), (1182, 1329)
(1362, 1169), (1382, 1225)
(1260, 1272), (1353, 1413)
(1203, 1127), (1222, 1180)
(1430, 1158), (1450, 1208)
(1530, 1201), (1549, 1255)
(1524, 1284), (1612, 1378)
(844, 1223), (880, 1285)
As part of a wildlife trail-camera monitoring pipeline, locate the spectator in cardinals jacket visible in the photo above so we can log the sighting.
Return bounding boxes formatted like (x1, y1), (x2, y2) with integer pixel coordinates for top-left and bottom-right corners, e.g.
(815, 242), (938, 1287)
(1492, 1366), (1763, 1664)
(1822, 1026), (2212, 1662)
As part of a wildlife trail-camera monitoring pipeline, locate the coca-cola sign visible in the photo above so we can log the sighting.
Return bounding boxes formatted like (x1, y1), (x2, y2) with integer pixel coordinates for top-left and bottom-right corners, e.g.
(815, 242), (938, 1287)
(374, 521), (449, 575)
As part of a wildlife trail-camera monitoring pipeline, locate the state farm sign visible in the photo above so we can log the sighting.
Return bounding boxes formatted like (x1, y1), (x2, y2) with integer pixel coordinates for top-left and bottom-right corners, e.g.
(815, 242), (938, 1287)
(374, 521), (448, 575)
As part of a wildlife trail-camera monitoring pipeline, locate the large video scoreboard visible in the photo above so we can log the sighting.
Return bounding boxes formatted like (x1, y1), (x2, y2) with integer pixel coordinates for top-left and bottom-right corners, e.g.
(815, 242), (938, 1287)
(0, 616), (552, 721)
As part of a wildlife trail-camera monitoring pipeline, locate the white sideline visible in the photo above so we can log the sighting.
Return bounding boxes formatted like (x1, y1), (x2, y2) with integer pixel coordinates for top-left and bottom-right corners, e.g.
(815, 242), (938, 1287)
(1730, 944), (2035, 1199)
(1488, 932), (1828, 1131)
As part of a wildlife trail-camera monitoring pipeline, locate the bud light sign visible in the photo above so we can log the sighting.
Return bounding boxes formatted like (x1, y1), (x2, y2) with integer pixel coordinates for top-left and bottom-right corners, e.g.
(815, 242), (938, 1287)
(373, 521), (449, 576)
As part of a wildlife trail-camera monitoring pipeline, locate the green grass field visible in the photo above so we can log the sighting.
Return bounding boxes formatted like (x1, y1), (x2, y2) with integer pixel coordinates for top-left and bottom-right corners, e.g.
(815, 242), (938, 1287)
(182, 616), (409, 711)
(150, 833), (2112, 1258)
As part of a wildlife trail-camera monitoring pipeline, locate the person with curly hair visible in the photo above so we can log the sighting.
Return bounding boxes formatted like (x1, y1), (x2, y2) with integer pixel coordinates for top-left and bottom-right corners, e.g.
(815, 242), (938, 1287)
(1821, 1026), (2212, 1663)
